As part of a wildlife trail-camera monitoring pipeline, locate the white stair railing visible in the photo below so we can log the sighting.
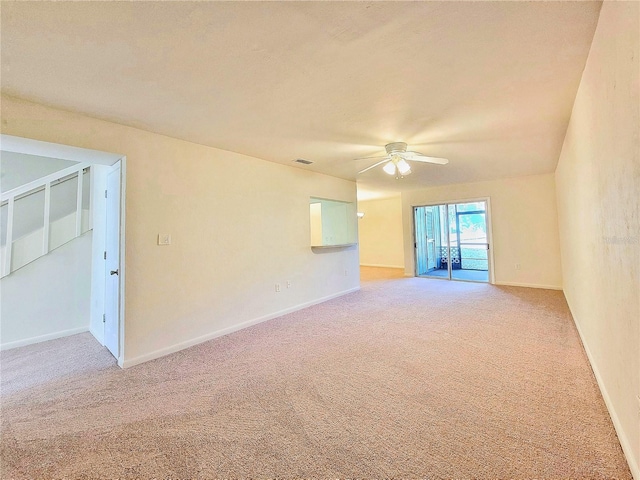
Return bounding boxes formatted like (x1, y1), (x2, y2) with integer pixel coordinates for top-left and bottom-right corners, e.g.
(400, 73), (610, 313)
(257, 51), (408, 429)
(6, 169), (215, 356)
(1, 162), (91, 277)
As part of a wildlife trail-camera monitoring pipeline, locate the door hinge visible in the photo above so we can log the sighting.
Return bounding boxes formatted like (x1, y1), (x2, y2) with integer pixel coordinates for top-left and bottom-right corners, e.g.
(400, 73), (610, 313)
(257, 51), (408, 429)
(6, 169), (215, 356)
(105, 190), (108, 198)
(103, 314), (106, 323)
(414, 242), (417, 248)
(487, 244), (490, 250)
(104, 251), (107, 260)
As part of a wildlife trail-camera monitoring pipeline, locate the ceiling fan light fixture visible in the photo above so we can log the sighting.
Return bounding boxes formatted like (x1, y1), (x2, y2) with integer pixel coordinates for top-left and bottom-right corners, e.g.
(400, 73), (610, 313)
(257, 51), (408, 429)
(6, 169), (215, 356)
(396, 158), (411, 175)
(383, 161), (397, 175)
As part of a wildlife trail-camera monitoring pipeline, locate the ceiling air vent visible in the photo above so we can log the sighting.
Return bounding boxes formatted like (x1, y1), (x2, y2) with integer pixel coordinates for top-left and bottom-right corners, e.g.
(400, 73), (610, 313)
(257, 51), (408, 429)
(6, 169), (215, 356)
(294, 158), (313, 165)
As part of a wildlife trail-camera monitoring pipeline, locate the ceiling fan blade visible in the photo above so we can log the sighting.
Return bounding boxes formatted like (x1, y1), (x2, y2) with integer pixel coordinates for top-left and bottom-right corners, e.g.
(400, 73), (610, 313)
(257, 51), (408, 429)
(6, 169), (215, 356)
(405, 153), (449, 165)
(353, 155), (387, 162)
(358, 158), (390, 174)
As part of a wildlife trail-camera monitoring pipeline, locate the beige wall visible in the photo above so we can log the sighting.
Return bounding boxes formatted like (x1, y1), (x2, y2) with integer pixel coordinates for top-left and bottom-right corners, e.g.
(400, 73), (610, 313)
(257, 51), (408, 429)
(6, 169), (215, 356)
(357, 196), (405, 268)
(555, 2), (639, 477)
(401, 174), (563, 289)
(1, 95), (360, 366)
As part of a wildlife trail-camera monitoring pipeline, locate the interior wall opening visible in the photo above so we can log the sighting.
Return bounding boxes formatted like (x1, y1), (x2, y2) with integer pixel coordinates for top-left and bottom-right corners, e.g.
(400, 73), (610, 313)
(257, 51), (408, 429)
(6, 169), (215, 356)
(0, 135), (125, 365)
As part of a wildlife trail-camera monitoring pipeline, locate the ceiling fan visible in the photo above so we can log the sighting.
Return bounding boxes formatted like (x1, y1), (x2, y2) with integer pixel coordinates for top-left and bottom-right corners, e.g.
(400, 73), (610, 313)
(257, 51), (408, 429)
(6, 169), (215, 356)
(357, 142), (448, 178)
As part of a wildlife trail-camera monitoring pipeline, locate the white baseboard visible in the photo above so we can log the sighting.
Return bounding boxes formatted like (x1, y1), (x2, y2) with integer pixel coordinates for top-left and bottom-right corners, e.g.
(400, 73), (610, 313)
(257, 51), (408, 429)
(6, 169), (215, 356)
(567, 296), (639, 480)
(494, 281), (563, 291)
(0, 326), (89, 351)
(360, 264), (405, 269)
(122, 286), (361, 369)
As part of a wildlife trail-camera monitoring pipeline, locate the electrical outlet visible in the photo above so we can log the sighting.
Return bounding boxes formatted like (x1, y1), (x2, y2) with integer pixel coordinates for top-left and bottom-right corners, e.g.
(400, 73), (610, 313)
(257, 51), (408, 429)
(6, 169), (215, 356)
(158, 233), (171, 245)
(275, 283), (281, 292)
(515, 263), (521, 270)
(286, 281), (291, 288)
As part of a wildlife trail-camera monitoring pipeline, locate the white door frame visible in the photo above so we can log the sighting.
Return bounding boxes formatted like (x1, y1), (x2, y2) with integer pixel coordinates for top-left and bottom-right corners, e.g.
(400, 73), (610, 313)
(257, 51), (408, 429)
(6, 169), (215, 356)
(0, 135), (127, 366)
(411, 197), (495, 284)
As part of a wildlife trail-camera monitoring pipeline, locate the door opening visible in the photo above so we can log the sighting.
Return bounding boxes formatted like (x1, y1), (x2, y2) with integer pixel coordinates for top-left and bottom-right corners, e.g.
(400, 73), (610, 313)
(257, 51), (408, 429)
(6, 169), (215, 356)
(414, 200), (492, 283)
(1, 134), (125, 363)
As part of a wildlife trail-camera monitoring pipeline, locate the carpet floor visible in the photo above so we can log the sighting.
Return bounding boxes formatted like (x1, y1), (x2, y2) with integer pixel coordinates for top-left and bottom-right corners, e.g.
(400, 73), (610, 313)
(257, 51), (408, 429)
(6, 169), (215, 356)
(0, 270), (632, 479)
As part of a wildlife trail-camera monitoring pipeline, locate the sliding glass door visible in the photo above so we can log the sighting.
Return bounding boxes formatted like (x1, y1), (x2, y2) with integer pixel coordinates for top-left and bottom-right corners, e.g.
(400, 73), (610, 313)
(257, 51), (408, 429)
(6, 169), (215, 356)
(414, 201), (490, 283)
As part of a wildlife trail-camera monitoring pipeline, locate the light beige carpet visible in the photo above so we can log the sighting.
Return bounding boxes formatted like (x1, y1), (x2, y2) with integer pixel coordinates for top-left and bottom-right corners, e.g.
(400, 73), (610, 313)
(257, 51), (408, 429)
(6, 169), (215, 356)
(0, 273), (632, 479)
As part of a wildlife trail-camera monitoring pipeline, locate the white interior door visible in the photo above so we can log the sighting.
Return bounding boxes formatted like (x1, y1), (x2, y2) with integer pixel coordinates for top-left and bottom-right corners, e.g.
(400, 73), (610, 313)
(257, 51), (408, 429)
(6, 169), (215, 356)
(104, 164), (120, 358)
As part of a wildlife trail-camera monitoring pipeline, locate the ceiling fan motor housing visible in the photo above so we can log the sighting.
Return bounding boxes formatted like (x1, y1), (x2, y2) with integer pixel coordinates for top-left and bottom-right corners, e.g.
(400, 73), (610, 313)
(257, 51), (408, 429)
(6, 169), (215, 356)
(385, 142), (408, 155)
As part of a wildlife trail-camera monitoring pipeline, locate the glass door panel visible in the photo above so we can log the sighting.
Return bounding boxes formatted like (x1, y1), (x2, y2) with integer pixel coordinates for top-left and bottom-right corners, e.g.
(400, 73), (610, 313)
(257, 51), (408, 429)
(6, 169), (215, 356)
(447, 204), (459, 277)
(450, 202), (489, 282)
(414, 206), (428, 276)
(415, 205), (450, 279)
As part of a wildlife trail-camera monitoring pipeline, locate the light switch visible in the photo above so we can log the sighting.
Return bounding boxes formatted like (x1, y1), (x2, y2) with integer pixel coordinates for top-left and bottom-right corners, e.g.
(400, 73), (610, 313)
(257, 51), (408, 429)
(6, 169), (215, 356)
(158, 233), (171, 245)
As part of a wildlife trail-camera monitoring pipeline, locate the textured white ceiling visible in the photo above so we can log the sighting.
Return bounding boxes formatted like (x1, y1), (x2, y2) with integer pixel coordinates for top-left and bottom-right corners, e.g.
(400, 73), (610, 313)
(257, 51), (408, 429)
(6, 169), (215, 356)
(1, 1), (601, 195)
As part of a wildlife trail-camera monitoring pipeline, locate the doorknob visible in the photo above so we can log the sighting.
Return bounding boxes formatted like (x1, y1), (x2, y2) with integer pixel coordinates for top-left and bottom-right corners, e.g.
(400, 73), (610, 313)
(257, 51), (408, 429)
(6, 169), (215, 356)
(110, 269), (119, 276)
